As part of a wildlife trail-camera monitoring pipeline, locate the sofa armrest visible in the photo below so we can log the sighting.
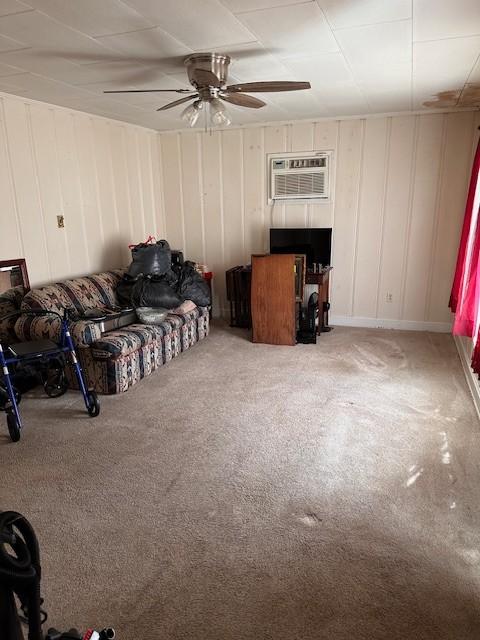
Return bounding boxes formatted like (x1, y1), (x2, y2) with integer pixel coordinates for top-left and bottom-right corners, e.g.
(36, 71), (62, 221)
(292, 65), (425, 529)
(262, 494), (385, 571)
(14, 314), (102, 348)
(69, 320), (103, 347)
(0, 315), (19, 344)
(14, 313), (62, 343)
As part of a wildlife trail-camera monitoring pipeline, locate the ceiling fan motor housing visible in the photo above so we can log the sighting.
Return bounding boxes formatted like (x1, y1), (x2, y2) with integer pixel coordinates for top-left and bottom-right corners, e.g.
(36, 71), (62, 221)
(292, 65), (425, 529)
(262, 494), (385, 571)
(184, 53), (230, 88)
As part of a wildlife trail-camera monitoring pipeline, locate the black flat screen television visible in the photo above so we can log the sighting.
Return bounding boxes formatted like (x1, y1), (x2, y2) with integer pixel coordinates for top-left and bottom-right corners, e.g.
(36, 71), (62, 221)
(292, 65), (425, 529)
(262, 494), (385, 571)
(270, 228), (332, 268)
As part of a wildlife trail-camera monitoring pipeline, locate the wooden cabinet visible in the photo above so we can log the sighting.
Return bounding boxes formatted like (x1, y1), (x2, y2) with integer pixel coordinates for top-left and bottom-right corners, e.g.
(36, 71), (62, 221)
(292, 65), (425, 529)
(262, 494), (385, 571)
(251, 253), (298, 346)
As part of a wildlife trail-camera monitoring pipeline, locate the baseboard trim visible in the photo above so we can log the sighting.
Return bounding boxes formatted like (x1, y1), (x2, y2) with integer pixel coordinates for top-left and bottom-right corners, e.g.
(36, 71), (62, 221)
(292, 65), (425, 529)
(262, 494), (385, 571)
(330, 315), (452, 333)
(454, 335), (480, 420)
(216, 311), (452, 332)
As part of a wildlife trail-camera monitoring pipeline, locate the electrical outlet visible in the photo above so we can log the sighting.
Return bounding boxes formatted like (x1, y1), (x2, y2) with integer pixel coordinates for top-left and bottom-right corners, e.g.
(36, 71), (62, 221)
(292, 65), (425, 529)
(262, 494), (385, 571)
(57, 215), (64, 228)
(386, 292), (393, 303)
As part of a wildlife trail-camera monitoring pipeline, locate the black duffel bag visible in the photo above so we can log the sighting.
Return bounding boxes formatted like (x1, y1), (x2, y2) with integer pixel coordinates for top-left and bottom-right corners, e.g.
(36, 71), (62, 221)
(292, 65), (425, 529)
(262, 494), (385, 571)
(174, 261), (211, 307)
(127, 238), (172, 278)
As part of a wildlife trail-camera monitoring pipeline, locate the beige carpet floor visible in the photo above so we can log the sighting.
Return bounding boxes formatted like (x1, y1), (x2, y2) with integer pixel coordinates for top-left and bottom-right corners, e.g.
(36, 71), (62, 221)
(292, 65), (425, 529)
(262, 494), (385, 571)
(1, 323), (480, 639)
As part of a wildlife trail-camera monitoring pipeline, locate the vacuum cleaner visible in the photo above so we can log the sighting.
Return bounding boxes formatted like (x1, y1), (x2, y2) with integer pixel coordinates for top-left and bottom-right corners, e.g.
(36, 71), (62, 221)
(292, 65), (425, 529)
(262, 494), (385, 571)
(0, 510), (115, 640)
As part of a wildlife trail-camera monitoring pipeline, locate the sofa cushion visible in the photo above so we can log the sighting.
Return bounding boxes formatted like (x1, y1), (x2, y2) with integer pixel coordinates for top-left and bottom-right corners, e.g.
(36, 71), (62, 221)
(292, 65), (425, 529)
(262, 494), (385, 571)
(14, 314), (102, 347)
(91, 307), (207, 361)
(91, 322), (173, 360)
(21, 269), (124, 315)
(21, 285), (77, 315)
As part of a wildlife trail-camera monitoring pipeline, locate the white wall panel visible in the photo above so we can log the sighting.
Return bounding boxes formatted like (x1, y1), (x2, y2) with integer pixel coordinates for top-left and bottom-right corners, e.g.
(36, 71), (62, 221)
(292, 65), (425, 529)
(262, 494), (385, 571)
(88, 117), (118, 271)
(329, 119), (363, 316)
(159, 132), (184, 253)
(377, 115), (416, 320)
(402, 114), (444, 321)
(309, 120), (338, 228)
(109, 123), (134, 266)
(0, 98), (21, 259)
(201, 131), (224, 309)
(124, 127), (145, 247)
(137, 129), (156, 242)
(427, 111), (476, 323)
(243, 127), (265, 260)
(29, 103), (70, 280)
(221, 129), (244, 267)
(2, 98), (50, 284)
(158, 111), (476, 328)
(1, 86), (471, 331)
(353, 117), (389, 317)
(0, 92), (163, 287)
(179, 132), (203, 263)
(72, 113), (105, 274)
(264, 125), (287, 231)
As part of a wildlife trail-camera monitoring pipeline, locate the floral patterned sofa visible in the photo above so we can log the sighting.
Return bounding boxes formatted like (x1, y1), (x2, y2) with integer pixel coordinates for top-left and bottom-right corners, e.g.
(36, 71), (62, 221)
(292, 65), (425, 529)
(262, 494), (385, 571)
(0, 286), (25, 344)
(2, 269), (209, 394)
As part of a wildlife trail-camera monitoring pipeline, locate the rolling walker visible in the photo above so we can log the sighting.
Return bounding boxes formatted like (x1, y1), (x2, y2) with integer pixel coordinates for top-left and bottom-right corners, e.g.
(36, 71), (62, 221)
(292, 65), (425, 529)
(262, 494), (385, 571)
(0, 310), (100, 442)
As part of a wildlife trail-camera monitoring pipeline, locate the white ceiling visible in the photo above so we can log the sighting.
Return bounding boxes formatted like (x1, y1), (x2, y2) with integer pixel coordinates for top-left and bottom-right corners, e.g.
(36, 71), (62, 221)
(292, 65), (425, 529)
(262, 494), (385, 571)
(0, 0), (478, 130)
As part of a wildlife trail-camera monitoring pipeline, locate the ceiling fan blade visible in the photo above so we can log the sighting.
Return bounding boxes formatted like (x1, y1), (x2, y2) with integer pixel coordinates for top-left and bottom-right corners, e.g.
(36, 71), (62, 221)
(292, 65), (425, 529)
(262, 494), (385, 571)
(220, 92), (266, 109)
(226, 81), (311, 93)
(40, 50), (186, 69)
(157, 94), (198, 111)
(192, 68), (222, 87)
(105, 88), (194, 94)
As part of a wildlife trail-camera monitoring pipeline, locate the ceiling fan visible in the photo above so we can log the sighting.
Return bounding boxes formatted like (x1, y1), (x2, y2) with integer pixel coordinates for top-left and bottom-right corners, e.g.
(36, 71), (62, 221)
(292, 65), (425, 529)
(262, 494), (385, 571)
(104, 52), (311, 127)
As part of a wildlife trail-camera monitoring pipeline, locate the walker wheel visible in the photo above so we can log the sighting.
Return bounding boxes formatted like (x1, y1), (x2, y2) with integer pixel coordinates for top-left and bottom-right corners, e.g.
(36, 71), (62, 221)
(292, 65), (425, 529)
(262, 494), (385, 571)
(0, 386), (21, 411)
(6, 411), (20, 442)
(44, 368), (68, 398)
(86, 391), (100, 417)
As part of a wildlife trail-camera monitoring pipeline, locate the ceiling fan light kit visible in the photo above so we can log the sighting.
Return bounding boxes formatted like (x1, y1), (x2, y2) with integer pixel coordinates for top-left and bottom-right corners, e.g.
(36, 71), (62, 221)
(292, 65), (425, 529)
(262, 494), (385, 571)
(209, 98), (232, 127)
(104, 52), (311, 129)
(181, 100), (203, 127)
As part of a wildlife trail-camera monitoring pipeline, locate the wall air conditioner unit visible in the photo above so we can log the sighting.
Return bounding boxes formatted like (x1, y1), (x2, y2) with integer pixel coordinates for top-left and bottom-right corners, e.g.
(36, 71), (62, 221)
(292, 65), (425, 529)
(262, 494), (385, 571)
(268, 151), (331, 202)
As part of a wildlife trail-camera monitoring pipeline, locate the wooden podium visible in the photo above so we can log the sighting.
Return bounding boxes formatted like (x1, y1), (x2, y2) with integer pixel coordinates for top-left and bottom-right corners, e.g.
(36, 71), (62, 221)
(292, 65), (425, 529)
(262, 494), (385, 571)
(251, 253), (302, 346)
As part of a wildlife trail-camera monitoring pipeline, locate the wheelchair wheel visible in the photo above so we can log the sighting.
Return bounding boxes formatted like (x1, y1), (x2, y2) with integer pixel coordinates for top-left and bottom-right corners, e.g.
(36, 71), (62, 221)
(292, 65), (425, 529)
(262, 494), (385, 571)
(6, 411), (20, 442)
(44, 365), (68, 398)
(86, 391), (100, 418)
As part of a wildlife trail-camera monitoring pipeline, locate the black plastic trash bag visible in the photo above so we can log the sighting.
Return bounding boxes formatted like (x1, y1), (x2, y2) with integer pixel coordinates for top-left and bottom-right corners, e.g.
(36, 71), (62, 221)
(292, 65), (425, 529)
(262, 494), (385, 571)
(117, 273), (182, 309)
(174, 261), (211, 307)
(132, 274), (183, 310)
(127, 239), (171, 278)
(116, 275), (136, 307)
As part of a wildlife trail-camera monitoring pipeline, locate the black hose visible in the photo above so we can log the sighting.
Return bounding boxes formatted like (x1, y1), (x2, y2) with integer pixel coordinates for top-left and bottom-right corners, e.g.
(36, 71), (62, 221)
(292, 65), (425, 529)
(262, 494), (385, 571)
(0, 511), (44, 640)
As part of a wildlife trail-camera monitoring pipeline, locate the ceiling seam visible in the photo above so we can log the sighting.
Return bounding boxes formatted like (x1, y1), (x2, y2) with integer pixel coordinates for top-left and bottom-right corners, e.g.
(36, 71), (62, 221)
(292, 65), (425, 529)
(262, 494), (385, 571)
(317, 4), (372, 113)
(331, 17), (412, 32)
(414, 33), (480, 44)
(226, 0), (313, 16)
(410, 0), (413, 111)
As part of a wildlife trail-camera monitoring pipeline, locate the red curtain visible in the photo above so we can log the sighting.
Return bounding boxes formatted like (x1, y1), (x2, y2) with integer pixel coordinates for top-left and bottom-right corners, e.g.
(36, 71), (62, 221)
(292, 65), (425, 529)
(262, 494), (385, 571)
(450, 136), (480, 373)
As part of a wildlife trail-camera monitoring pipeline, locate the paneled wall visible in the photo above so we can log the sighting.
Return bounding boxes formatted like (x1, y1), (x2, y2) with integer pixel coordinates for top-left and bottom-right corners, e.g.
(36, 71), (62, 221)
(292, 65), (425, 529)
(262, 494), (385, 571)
(0, 92), (165, 287)
(1, 90), (477, 333)
(158, 111), (479, 330)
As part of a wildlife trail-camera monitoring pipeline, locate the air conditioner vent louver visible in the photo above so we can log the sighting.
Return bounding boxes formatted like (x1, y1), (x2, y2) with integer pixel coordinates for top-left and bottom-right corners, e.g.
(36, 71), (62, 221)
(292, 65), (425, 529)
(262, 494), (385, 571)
(275, 172), (325, 197)
(269, 152), (330, 201)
